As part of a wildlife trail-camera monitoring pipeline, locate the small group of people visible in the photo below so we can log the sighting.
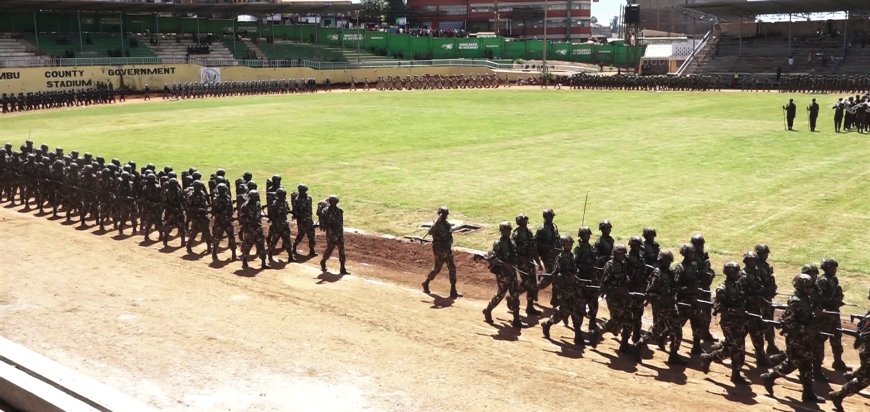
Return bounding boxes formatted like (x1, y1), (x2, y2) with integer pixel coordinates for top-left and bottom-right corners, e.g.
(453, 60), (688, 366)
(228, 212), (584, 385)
(782, 95), (870, 132)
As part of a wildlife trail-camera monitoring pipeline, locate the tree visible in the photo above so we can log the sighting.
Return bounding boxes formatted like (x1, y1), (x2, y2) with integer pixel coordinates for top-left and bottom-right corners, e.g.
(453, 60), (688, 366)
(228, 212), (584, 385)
(361, 0), (388, 24)
(385, 0), (409, 25)
(610, 16), (621, 33)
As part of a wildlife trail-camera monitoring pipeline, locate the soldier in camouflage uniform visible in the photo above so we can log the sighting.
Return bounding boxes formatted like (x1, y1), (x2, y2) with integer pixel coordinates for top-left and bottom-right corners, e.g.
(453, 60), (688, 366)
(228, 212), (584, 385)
(691, 234), (718, 344)
(600, 244), (636, 353)
(738, 251), (770, 368)
(63, 163), (81, 223)
(829, 288), (870, 412)
(642, 227), (659, 266)
(534, 209), (560, 306)
(512, 214), (543, 316)
(162, 178), (187, 247)
(483, 221), (522, 328)
(627, 236), (650, 343)
(239, 190), (268, 270)
(756, 243), (781, 355)
(139, 174), (163, 242)
(291, 184), (317, 256)
(574, 226), (601, 336)
(185, 181), (212, 254)
(761, 274), (825, 404)
(675, 244), (705, 356)
(422, 207), (460, 298)
(700, 261), (751, 384)
(816, 258), (847, 371)
(594, 220), (614, 268)
(267, 188), (297, 263)
(115, 171), (138, 236)
(541, 235), (590, 346)
(318, 195), (348, 275)
(79, 164), (99, 227)
(210, 183), (237, 261)
(634, 250), (686, 364)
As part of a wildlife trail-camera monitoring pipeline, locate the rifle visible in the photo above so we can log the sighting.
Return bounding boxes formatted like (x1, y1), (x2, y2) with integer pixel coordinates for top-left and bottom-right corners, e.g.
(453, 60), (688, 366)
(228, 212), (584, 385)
(819, 310), (842, 317)
(404, 236), (431, 244)
(850, 313), (866, 324)
(580, 191), (588, 226)
(474, 254), (530, 277)
(677, 299), (713, 309)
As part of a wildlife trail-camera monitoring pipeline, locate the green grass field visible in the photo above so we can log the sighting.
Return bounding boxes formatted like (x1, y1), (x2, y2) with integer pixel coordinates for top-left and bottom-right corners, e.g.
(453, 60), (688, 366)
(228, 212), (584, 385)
(2, 89), (868, 304)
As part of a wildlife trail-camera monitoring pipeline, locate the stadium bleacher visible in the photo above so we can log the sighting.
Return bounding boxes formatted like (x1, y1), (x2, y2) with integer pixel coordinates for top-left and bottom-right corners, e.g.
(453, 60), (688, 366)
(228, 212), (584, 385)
(24, 32), (156, 58)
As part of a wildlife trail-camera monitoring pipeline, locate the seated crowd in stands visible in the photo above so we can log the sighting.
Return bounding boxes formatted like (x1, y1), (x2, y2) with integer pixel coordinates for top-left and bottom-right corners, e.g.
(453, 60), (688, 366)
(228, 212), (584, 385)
(389, 26), (468, 38)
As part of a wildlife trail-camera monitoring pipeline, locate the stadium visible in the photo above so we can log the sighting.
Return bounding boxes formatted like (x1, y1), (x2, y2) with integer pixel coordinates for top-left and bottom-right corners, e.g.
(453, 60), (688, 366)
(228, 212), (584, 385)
(0, 0), (868, 411)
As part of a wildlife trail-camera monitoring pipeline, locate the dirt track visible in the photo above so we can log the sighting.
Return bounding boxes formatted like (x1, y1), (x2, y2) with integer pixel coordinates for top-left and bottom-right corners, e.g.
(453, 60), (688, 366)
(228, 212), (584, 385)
(0, 204), (866, 411)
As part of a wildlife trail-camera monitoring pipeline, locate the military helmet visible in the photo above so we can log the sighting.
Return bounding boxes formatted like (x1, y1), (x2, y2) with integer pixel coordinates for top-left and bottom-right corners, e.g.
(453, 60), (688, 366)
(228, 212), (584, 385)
(298, 183), (308, 192)
(247, 181), (258, 190)
(613, 244), (627, 254)
(820, 258), (839, 270)
(690, 233), (705, 245)
(437, 206), (449, 215)
(145, 174), (157, 182)
(192, 180), (204, 189)
(743, 251), (758, 262)
(792, 274), (814, 290)
(542, 208), (555, 219)
(499, 221), (512, 232)
(328, 195), (339, 205)
(599, 219), (612, 230)
(559, 234), (574, 247)
(271, 174), (281, 182)
(754, 243), (770, 254)
(192, 171), (202, 181)
(276, 188), (287, 198)
(39, 143), (49, 152)
(164, 165), (173, 173)
(642, 227), (657, 237)
(658, 250), (674, 264)
(577, 225), (592, 237)
(243, 171), (253, 181)
(679, 244), (696, 256)
(111, 158), (121, 166)
(800, 263), (819, 276)
(216, 183), (228, 193)
(515, 213), (528, 225)
(629, 236), (642, 246)
(723, 261), (740, 276)
(215, 168), (226, 177)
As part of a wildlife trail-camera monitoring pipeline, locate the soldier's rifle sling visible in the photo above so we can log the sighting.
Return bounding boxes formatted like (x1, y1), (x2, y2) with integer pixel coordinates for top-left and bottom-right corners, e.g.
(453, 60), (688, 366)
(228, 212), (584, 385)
(851, 313), (866, 323)
(820, 310), (842, 317)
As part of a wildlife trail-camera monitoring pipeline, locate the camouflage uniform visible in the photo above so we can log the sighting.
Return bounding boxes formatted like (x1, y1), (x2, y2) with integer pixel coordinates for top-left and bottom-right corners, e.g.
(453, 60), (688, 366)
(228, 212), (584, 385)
(267, 190), (296, 262)
(534, 210), (559, 305)
(573, 229), (600, 333)
(542, 237), (587, 346)
(239, 191), (267, 269)
(162, 180), (187, 247)
(115, 173), (138, 235)
(675, 246), (705, 355)
(816, 259), (845, 370)
(634, 252), (684, 364)
(738, 255), (770, 368)
(829, 301), (870, 411)
(692, 237), (717, 344)
(483, 223), (521, 327)
(185, 182), (212, 253)
(511, 215), (541, 314)
(139, 175), (163, 241)
(210, 184), (237, 261)
(318, 196), (347, 274)
(756, 244), (780, 354)
(702, 262), (750, 384)
(423, 209), (459, 297)
(601, 246), (636, 352)
(291, 186), (316, 256)
(627, 241), (650, 342)
(762, 275), (824, 403)
(641, 228), (659, 266)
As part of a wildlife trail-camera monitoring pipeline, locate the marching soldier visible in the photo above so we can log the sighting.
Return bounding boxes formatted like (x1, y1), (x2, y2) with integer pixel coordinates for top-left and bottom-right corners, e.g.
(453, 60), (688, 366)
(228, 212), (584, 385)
(185, 180), (212, 254)
(534, 209), (560, 306)
(239, 190), (268, 270)
(422, 206), (461, 298)
(634, 250), (685, 364)
(817, 258), (847, 371)
(512, 214), (543, 316)
(482, 221), (522, 328)
(828, 288), (870, 412)
(267, 188), (297, 263)
(756, 243), (781, 355)
(291, 184), (317, 257)
(211, 183), (237, 261)
(541, 235), (589, 346)
(600, 244), (636, 353)
(318, 195), (348, 275)
(700, 261), (751, 385)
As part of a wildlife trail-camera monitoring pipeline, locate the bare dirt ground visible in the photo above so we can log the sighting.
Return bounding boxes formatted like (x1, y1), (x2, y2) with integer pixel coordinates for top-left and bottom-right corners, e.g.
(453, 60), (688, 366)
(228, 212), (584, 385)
(1, 204), (866, 412)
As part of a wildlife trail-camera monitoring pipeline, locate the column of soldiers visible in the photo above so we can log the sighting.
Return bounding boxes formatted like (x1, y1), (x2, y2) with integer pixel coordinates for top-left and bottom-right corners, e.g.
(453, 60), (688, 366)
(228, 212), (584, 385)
(569, 73), (721, 91)
(428, 206), (867, 410)
(374, 74), (502, 91)
(0, 141), (346, 273)
(779, 75), (870, 94)
(1, 82), (118, 114)
(161, 79), (320, 99)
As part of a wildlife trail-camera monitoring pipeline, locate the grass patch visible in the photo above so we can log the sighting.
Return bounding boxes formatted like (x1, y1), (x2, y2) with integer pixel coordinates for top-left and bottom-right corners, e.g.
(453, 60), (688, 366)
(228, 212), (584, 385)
(2, 89), (867, 304)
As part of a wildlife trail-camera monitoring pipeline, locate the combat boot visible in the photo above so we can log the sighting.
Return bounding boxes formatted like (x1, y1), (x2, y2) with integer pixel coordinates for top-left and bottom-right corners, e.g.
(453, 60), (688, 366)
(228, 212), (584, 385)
(230, 249), (237, 261)
(756, 351), (769, 369)
(761, 372), (776, 395)
(320, 260), (327, 273)
(690, 337), (702, 355)
(801, 385), (824, 404)
(730, 370), (750, 385)
(421, 281), (430, 294)
(667, 352), (688, 366)
(309, 248), (317, 256)
(288, 250), (297, 263)
(526, 302), (541, 317)
(186, 245), (194, 255)
(211, 250), (218, 262)
(700, 353), (714, 374)
(339, 263), (350, 275)
(511, 315), (522, 329)
(633, 340), (646, 363)
(260, 258), (269, 269)
(832, 356), (847, 371)
(618, 333), (632, 354)
(542, 320), (552, 339)
(268, 252), (276, 264)
(766, 344), (781, 356)
(813, 365), (829, 382)
(574, 330), (584, 347)
(829, 390), (845, 412)
(241, 257), (249, 270)
(483, 308), (493, 323)
(449, 285), (462, 299)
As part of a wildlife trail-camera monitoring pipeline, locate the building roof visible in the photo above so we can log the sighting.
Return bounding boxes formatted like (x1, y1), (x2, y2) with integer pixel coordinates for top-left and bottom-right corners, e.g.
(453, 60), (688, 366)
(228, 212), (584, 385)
(1, 0), (361, 15)
(685, 0), (869, 19)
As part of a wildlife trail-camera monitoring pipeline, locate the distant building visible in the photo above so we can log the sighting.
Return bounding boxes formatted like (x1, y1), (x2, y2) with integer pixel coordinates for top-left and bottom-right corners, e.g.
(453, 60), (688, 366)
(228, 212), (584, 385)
(407, 0), (594, 41)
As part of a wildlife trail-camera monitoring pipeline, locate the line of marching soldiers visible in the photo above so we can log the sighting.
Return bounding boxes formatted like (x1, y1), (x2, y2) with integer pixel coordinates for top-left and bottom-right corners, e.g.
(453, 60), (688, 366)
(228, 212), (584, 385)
(1, 82), (119, 114)
(373, 73), (503, 91)
(159, 79), (321, 100)
(0, 141), (348, 274)
(425, 208), (867, 411)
